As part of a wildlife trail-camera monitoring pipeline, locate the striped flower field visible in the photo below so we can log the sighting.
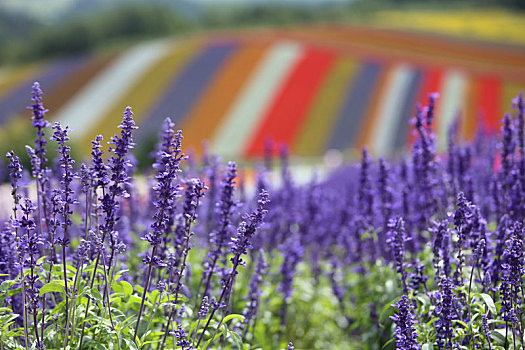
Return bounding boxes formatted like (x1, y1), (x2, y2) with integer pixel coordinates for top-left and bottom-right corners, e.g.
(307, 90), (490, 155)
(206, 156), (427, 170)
(0, 24), (524, 160)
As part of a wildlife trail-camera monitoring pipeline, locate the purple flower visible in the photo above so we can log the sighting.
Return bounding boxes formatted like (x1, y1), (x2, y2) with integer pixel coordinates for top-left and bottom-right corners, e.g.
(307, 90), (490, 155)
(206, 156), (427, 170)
(171, 324), (192, 350)
(198, 296), (210, 319)
(378, 158), (394, 225)
(241, 249), (267, 332)
(512, 92), (525, 203)
(390, 295), (420, 350)
(28, 82), (50, 163)
(378, 157), (394, 255)
(90, 135), (109, 189)
(408, 260), (427, 295)
(278, 233), (303, 301)
(171, 179), (206, 294)
(431, 220), (445, 278)
(472, 239), (486, 266)
(412, 96), (438, 229)
(387, 217), (408, 293)
(102, 108), (138, 261)
(200, 162), (238, 298)
(500, 270), (519, 326)
(229, 190), (270, 269)
(6, 151), (23, 209)
(481, 314), (492, 348)
(27, 83), (52, 244)
(107, 107), (137, 199)
(453, 192), (474, 286)
(0, 223), (16, 281)
(434, 278), (455, 349)
(500, 113), (515, 199)
(50, 122), (77, 240)
(358, 147), (374, 227)
(491, 215), (509, 286)
(500, 222), (524, 324)
(212, 162), (238, 248)
(447, 115), (461, 197)
(278, 234), (303, 325)
(18, 198), (43, 313)
(143, 120), (184, 250)
(79, 163), (92, 195)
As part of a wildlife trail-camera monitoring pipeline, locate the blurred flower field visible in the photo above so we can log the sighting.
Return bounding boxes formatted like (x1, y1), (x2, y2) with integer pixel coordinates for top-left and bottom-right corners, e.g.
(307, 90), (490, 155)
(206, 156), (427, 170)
(0, 20), (523, 166)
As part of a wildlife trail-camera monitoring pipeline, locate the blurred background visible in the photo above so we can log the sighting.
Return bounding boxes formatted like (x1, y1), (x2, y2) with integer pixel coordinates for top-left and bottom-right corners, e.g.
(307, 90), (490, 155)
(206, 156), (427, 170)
(0, 0), (524, 170)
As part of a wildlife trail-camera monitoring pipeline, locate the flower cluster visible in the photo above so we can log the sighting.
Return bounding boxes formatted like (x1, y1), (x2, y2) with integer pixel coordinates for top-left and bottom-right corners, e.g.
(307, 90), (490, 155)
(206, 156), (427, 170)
(391, 295), (420, 350)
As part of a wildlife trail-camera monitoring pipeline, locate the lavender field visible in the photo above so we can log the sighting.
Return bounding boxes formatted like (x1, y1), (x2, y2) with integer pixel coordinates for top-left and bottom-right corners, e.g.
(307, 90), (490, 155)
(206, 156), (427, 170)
(0, 81), (524, 350)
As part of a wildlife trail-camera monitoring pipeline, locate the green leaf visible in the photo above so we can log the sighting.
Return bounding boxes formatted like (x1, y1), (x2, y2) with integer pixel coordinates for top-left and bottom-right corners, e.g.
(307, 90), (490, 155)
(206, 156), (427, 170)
(119, 281), (133, 297)
(425, 317), (439, 327)
(140, 330), (152, 343)
(66, 265), (77, 274)
(39, 282), (66, 295)
(109, 296), (122, 304)
(223, 314), (244, 324)
(122, 338), (139, 350)
(0, 280), (17, 293)
(149, 290), (159, 304)
(378, 296), (400, 328)
(228, 330), (243, 349)
(91, 287), (103, 302)
(128, 295), (150, 307)
(452, 319), (468, 329)
(48, 280), (66, 286)
(1, 320), (16, 331)
(381, 337), (394, 349)
(113, 280), (133, 298)
(203, 329), (223, 350)
(0, 314), (18, 327)
(7, 287), (21, 298)
(475, 293), (497, 315)
(491, 328), (508, 344)
(415, 294), (430, 308)
(134, 333), (142, 348)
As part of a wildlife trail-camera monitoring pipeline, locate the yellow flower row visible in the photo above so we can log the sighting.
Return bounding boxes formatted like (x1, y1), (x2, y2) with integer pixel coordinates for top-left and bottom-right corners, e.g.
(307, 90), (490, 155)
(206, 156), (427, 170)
(370, 9), (525, 46)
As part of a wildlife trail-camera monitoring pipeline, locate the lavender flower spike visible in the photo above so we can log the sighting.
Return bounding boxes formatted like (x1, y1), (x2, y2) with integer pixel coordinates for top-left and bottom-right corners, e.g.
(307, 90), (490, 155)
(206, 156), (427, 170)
(229, 190), (270, 268)
(135, 118), (183, 341)
(196, 190), (270, 348)
(28, 82), (50, 162)
(435, 278), (455, 349)
(242, 249), (268, 334)
(172, 324), (193, 350)
(390, 295), (420, 350)
(386, 217), (408, 294)
(50, 122), (77, 346)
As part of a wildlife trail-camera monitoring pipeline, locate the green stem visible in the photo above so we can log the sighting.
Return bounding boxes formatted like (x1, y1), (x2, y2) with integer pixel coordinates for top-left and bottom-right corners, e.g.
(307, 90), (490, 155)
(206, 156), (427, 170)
(100, 253), (115, 329)
(21, 270), (29, 350)
(145, 291), (162, 335)
(62, 242), (70, 346)
(133, 245), (157, 342)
